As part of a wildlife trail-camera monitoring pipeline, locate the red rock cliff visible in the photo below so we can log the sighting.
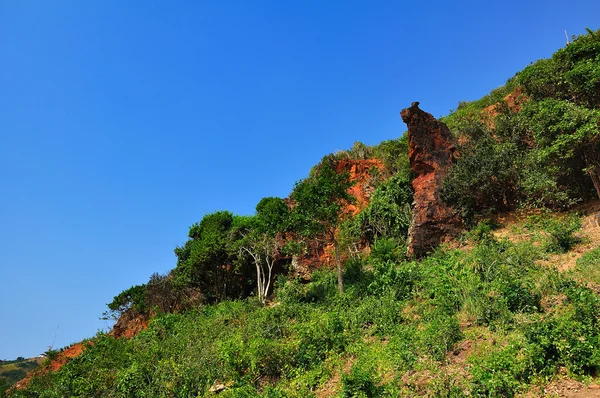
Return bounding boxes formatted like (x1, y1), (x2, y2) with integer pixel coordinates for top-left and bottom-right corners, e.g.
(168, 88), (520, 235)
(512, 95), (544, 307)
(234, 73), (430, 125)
(400, 102), (462, 258)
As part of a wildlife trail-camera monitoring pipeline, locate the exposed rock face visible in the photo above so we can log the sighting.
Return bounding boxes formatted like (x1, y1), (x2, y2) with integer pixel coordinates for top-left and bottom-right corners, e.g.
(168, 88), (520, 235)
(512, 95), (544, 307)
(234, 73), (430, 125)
(109, 310), (150, 339)
(335, 158), (385, 216)
(400, 102), (462, 258)
(289, 159), (385, 279)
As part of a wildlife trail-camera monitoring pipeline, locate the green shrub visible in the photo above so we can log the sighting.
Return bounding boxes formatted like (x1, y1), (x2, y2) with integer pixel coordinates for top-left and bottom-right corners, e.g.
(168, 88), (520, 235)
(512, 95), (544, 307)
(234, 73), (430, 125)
(103, 284), (147, 320)
(420, 315), (463, 361)
(341, 363), (381, 398)
(577, 247), (600, 269)
(574, 247), (600, 284)
(371, 135), (410, 177)
(0, 378), (8, 398)
(465, 219), (501, 243)
(441, 137), (521, 223)
(543, 214), (582, 253)
(351, 175), (413, 244)
(470, 342), (530, 397)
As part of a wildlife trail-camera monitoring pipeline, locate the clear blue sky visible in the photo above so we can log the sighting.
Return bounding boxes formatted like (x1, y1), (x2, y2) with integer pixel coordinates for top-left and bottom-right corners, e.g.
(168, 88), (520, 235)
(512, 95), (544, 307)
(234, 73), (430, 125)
(0, 0), (598, 359)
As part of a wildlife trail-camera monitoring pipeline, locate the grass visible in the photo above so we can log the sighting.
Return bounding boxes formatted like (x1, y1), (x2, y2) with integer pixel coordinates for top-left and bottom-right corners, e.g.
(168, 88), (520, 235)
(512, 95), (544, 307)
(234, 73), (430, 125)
(572, 247), (600, 285)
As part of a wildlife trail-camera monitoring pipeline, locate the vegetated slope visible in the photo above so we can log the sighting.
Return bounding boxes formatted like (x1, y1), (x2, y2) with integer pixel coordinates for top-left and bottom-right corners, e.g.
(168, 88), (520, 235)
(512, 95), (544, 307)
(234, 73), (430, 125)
(6, 29), (600, 397)
(0, 358), (43, 390)
(8, 208), (600, 397)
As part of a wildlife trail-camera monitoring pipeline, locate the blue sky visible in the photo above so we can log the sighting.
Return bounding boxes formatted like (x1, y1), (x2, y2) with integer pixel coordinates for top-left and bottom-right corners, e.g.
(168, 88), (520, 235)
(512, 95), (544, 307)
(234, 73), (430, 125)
(0, 0), (598, 359)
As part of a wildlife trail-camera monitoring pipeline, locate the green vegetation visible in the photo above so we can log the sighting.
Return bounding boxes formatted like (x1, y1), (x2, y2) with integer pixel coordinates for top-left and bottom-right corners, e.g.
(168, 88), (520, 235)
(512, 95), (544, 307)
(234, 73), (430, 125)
(0, 357), (42, 392)
(9, 28), (600, 398)
(572, 247), (600, 285)
(12, 224), (600, 397)
(442, 29), (600, 223)
(290, 154), (356, 293)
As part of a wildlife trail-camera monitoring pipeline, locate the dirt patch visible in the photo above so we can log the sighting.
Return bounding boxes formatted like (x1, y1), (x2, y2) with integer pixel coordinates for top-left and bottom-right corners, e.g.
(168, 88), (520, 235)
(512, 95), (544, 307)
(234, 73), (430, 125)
(489, 201), (600, 273)
(521, 375), (600, 397)
(314, 357), (354, 398)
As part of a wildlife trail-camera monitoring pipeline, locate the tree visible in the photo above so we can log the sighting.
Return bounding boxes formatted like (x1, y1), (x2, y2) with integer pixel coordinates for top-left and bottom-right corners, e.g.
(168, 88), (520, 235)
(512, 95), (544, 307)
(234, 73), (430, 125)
(516, 29), (600, 200)
(290, 155), (355, 293)
(173, 211), (254, 303)
(232, 197), (289, 304)
(521, 99), (600, 199)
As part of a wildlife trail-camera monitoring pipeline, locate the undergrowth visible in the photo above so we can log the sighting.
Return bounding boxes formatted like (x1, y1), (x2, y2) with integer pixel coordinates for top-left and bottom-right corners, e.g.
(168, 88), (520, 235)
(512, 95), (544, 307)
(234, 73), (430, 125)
(11, 215), (600, 397)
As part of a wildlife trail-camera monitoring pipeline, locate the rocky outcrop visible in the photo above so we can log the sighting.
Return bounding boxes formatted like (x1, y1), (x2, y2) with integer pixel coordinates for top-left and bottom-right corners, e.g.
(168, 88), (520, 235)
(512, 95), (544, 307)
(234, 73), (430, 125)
(335, 158), (385, 216)
(109, 310), (150, 339)
(289, 158), (385, 279)
(401, 102), (462, 258)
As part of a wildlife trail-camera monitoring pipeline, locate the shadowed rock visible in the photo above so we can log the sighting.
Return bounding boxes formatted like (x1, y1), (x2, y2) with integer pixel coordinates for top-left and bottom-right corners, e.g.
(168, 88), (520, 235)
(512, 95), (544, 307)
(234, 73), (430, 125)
(401, 102), (462, 258)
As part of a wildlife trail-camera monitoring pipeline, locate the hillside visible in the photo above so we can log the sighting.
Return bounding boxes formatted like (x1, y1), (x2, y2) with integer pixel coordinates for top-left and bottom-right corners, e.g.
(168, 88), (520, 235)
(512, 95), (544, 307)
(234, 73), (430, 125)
(5, 29), (600, 398)
(0, 358), (43, 391)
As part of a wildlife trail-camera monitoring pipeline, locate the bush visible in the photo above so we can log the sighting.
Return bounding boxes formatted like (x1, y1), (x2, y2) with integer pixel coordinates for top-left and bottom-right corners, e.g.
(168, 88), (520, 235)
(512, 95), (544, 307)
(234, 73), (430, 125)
(470, 343), (530, 397)
(465, 219), (500, 243)
(350, 174), (413, 244)
(543, 214), (582, 253)
(371, 135), (410, 177)
(341, 363), (381, 398)
(441, 137), (521, 223)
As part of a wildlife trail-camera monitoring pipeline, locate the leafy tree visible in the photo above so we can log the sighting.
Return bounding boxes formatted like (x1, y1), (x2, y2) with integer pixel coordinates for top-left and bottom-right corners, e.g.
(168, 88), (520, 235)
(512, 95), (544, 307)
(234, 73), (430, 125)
(255, 196), (290, 234)
(173, 211), (254, 303)
(441, 135), (522, 223)
(103, 284), (147, 320)
(520, 99), (600, 199)
(290, 155), (355, 293)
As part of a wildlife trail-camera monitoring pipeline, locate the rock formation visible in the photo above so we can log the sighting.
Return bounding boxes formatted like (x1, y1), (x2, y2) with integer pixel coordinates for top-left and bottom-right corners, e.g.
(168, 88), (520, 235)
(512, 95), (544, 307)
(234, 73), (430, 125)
(400, 102), (462, 258)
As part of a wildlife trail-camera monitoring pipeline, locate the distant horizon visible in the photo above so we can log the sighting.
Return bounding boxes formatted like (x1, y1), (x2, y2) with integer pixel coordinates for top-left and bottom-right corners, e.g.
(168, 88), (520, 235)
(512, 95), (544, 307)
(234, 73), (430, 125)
(2, 0), (600, 359)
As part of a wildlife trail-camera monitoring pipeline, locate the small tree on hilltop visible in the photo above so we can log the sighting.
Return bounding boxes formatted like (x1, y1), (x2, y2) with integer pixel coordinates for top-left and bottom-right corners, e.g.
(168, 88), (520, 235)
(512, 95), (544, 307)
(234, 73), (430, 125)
(290, 155), (355, 293)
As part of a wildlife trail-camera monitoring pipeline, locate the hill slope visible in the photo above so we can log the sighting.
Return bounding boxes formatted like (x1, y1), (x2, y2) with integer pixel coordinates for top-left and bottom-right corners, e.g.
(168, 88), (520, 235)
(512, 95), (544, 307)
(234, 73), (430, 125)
(5, 29), (600, 398)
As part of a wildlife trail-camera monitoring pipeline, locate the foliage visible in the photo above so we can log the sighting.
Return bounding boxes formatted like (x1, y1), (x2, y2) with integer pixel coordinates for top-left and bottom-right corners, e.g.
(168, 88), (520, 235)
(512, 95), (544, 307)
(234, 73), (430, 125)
(371, 135), (411, 177)
(341, 363), (381, 398)
(465, 219), (500, 243)
(0, 379), (7, 398)
(350, 174), (413, 244)
(518, 28), (600, 107)
(441, 134), (522, 223)
(255, 197), (290, 235)
(291, 155), (355, 240)
(291, 154), (356, 292)
(442, 28), (600, 221)
(172, 211), (255, 303)
(14, 226), (600, 397)
(103, 284), (147, 320)
(543, 214), (582, 253)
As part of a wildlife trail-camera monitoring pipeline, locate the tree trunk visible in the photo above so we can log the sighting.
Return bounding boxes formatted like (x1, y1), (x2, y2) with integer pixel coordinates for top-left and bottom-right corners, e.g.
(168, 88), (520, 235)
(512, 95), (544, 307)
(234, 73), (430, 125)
(334, 239), (343, 294)
(588, 163), (600, 200)
(265, 257), (274, 303)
